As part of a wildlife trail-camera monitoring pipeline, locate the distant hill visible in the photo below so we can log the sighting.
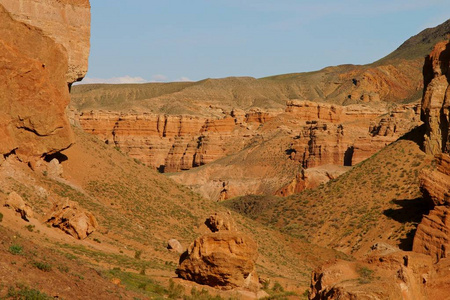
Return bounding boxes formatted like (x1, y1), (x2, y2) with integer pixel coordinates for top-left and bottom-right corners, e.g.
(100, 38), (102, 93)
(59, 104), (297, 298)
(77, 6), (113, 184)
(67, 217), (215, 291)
(71, 19), (450, 114)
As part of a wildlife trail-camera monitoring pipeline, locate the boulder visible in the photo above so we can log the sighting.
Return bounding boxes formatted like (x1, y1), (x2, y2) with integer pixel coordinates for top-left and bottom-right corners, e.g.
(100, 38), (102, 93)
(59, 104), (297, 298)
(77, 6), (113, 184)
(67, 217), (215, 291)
(176, 232), (259, 290)
(167, 239), (184, 254)
(204, 212), (233, 232)
(4, 191), (33, 221)
(47, 158), (63, 177)
(46, 198), (98, 239)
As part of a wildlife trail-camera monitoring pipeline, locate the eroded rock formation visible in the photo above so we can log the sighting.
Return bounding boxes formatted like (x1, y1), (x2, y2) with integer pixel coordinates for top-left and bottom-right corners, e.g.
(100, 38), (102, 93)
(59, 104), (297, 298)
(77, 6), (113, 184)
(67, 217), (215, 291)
(310, 247), (433, 300)
(413, 41), (450, 263)
(0, 1), (90, 162)
(73, 101), (421, 201)
(4, 191), (34, 221)
(176, 213), (259, 290)
(45, 197), (98, 239)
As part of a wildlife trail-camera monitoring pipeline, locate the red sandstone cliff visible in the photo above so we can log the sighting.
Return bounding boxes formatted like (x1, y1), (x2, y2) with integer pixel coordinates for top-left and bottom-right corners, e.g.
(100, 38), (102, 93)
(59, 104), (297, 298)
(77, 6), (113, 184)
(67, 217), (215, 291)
(0, 0), (90, 162)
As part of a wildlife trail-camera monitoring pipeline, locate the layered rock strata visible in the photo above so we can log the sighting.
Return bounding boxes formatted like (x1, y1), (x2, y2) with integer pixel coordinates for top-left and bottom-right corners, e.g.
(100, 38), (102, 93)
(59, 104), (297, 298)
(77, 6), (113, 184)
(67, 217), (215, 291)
(73, 101), (420, 174)
(0, 1), (90, 162)
(413, 41), (450, 263)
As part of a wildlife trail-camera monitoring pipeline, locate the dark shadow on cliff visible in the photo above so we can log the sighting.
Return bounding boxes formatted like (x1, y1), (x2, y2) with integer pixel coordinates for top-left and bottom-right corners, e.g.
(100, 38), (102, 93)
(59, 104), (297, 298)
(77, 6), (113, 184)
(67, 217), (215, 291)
(383, 197), (431, 250)
(398, 124), (425, 148)
(44, 151), (68, 163)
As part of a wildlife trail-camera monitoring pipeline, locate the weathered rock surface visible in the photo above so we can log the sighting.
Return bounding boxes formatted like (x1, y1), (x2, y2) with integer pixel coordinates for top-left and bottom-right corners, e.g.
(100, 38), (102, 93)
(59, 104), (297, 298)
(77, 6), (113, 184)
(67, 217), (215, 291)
(276, 165), (349, 197)
(413, 41), (450, 263)
(46, 198), (98, 239)
(0, 1), (90, 162)
(1, 0), (91, 83)
(310, 248), (433, 300)
(205, 212), (234, 232)
(177, 214), (259, 290)
(421, 40), (450, 155)
(4, 191), (33, 221)
(73, 100), (421, 200)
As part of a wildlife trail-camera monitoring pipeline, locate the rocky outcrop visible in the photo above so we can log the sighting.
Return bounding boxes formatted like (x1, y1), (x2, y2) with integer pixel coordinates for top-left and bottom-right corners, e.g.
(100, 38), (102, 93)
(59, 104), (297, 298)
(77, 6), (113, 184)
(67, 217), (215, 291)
(74, 101), (421, 177)
(413, 41), (450, 263)
(287, 103), (420, 168)
(177, 214), (259, 290)
(4, 192), (34, 221)
(0, 1), (90, 162)
(310, 247), (433, 300)
(421, 40), (450, 155)
(1, 0), (91, 83)
(46, 198), (98, 239)
(276, 165), (349, 197)
(74, 110), (274, 172)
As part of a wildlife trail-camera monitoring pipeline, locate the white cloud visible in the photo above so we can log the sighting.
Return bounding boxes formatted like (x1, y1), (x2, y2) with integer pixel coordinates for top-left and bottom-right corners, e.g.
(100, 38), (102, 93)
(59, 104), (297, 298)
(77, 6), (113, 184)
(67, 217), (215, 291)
(176, 76), (192, 82)
(77, 75), (147, 84)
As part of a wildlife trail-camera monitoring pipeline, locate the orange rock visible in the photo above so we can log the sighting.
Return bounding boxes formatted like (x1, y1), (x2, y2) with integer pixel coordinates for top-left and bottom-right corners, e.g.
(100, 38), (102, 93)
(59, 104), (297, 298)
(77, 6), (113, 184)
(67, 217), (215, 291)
(46, 198), (98, 239)
(1, 0), (91, 83)
(413, 41), (450, 263)
(4, 191), (34, 221)
(176, 232), (259, 290)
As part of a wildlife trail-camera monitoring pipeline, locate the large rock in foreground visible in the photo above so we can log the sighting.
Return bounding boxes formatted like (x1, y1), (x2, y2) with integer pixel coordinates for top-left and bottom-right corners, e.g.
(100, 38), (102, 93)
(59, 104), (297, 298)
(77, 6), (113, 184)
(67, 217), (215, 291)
(0, 4), (75, 161)
(1, 0), (91, 83)
(176, 232), (259, 290)
(46, 198), (98, 239)
(177, 213), (259, 291)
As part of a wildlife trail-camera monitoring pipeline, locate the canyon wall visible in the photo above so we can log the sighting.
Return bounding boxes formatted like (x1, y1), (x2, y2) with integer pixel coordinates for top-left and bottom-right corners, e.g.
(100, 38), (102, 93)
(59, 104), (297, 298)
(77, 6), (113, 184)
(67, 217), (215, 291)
(0, 0), (90, 162)
(72, 100), (421, 200)
(413, 40), (450, 262)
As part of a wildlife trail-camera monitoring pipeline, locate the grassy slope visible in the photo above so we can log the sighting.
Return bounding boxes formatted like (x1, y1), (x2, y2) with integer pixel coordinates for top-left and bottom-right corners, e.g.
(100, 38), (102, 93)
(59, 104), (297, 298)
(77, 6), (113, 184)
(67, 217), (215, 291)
(0, 128), (344, 298)
(224, 128), (434, 257)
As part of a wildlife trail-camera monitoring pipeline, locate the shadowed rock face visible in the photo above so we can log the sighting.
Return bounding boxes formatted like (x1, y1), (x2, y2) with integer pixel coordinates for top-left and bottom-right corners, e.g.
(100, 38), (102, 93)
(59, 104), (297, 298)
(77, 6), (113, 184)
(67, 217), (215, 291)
(421, 40), (450, 155)
(0, 1), (90, 162)
(413, 41), (450, 263)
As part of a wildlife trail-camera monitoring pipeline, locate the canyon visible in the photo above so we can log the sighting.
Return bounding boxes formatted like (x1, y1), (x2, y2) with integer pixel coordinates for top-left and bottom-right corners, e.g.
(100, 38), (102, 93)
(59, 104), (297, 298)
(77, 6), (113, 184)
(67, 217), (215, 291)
(2, 0), (450, 298)
(70, 99), (421, 200)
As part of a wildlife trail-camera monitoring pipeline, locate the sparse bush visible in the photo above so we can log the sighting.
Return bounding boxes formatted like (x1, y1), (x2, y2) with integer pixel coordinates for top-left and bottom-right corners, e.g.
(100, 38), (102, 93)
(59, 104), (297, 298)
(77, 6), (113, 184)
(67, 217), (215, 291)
(32, 261), (52, 272)
(25, 225), (35, 232)
(357, 266), (374, 284)
(9, 244), (23, 255)
(7, 285), (51, 300)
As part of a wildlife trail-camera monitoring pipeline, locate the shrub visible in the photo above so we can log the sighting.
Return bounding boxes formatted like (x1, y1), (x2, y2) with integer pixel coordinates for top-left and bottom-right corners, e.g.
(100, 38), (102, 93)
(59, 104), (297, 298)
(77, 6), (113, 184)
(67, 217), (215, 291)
(7, 285), (51, 300)
(9, 244), (23, 255)
(32, 261), (52, 272)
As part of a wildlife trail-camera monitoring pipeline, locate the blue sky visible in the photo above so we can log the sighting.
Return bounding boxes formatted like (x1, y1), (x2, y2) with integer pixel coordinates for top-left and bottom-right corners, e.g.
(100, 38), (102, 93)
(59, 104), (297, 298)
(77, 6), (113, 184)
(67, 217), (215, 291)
(82, 0), (450, 84)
